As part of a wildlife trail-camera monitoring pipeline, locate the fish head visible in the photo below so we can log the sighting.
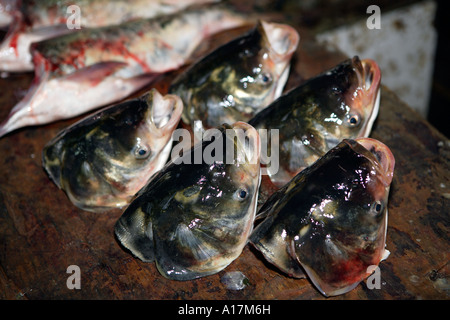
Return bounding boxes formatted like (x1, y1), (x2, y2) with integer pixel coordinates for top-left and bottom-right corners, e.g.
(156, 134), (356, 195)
(172, 20), (298, 137)
(108, 89), (183, 172)
(114, 121), (261, 279)
(252, 56), (381, 187)
(310, 56), (381, 150)
(162, 122), (261, 279)
(214, 121), (261, 212)
(42, 89), (183, 211)
(232, 20), (299, 105)
(183, 122), (261, 220)
(292, 138), (394, 296)
(249, 137), (394, 296)
(228, 21), (299, 112)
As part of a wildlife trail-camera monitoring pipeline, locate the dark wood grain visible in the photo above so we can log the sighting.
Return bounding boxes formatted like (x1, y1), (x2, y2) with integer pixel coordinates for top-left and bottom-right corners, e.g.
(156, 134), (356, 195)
(0, 6), (448, 300)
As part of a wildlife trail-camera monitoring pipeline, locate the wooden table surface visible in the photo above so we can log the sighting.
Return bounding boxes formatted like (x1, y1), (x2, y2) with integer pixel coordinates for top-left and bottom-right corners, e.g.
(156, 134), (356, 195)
(0, 4), (448, 300)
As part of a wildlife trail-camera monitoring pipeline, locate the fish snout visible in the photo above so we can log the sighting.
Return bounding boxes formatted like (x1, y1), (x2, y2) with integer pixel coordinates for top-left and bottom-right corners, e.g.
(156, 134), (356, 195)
(351, 56), (381, 94)
(361, 59), (381, 95)
(147, 89), (183, 132)
(260, 20), (299, 64)
(355, 137), (395, 186)
(350, 57), (381, 137)
(230, 121), (261, 177)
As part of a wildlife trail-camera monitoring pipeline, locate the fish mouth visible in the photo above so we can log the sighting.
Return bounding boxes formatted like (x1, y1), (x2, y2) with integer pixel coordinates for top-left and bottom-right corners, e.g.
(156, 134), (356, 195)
(230, 121), (261, 178)
(361, 59), (381, 94)
(260, 20), (299, 65)
(353, 138), (395, 186)
(146, 88), (183, 133)
(352, 57), (381, 136)
(352, 56), (381, 94)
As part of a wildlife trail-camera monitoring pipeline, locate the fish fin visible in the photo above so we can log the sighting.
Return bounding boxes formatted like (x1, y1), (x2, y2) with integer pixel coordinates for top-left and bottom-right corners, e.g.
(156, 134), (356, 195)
(114, 204), (155, 262)
(62, 61), (130, 86)
(153, 222), (224, 281)
(42, 139), (65, 188)
(110, 73), (160, 99)
(0, 60), (50, 138)
(0, 70), (159, 138)
(250, 236), (306, 278)
(250, 218), (306, 278)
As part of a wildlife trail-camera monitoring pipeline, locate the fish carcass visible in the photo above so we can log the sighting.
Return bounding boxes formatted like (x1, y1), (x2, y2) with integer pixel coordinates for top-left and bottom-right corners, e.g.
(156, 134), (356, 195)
(0, 0), (220, 72)
(0, 3), (249, 138)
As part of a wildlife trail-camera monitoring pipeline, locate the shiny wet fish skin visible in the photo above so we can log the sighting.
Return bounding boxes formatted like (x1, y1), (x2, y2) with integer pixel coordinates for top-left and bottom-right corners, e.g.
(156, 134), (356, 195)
(115, 122), (261, 280)
(249, 56), (381, 187)
(169, 20), (299, 142)
(42, 89), (182, 212)
(250, 138), (394, 297)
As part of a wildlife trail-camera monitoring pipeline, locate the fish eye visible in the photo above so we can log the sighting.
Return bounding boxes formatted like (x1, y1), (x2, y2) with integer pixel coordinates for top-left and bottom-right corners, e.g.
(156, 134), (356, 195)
(234, 188), (248, 201)
(134, 145), (150, 159)
(331, 87), (342, 96)
(371, 201), (383, 215)
(347, 114), (360, 126)
(259, 73), (272, 85)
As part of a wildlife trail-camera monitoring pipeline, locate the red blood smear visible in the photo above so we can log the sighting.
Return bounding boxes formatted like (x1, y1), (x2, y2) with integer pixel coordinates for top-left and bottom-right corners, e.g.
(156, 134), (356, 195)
(325, 248), (380, 288)
(47, 37), (151, 75)
(9, 33), (20, 57)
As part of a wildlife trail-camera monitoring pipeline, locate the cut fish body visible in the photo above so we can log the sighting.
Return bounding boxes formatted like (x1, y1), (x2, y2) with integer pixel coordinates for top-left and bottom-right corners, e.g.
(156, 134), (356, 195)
(0, 4), (249, 138)
(0, 0), (220, 72)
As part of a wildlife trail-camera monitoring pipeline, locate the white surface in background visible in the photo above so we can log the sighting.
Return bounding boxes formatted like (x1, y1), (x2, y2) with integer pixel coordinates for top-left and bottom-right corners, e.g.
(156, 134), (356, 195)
(316, 1), (437, 117)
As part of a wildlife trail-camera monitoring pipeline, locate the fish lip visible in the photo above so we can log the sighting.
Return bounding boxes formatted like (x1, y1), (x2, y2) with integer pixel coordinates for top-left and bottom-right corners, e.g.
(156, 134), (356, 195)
(351, 57), (381, 137)
(230, 121), (261, 178)
(352, 138), (395, 186)
(146, 88), (183, 133)
(358, 58), (381, 102)
(361, 59), (381, 94)
(352, 56), (381, 97)
(259, 20), (299, 65)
